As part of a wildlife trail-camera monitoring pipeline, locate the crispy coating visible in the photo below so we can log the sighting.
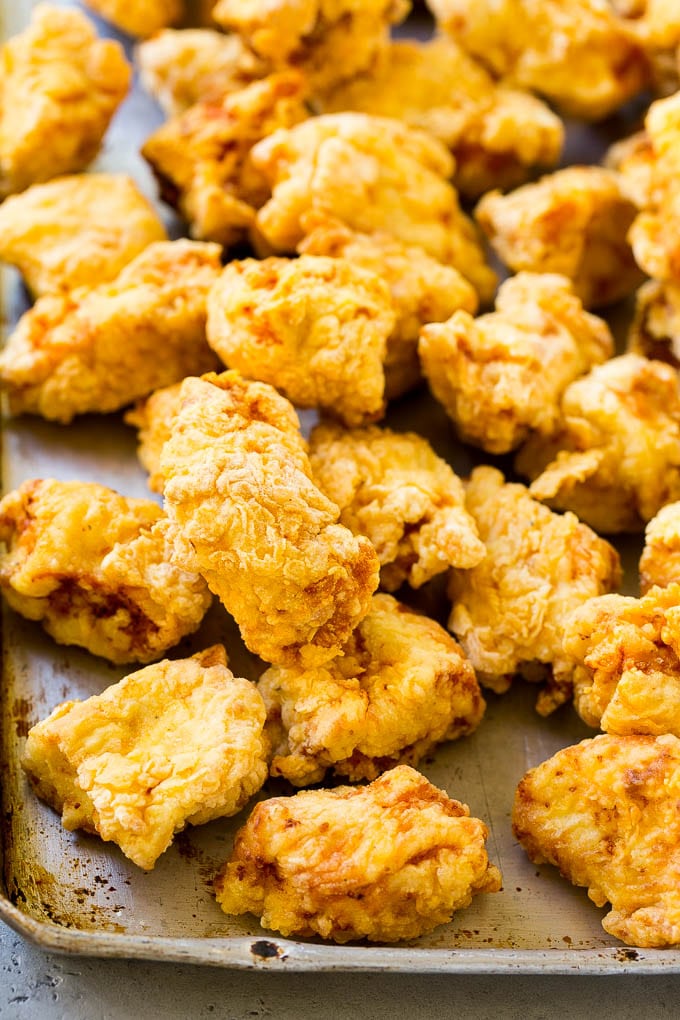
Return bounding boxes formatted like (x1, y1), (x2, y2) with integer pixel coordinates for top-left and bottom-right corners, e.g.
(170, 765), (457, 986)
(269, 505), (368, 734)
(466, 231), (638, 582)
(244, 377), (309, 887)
(308, 423), (485, 591)
(213, 0), (410, 92)
(250, 113), (496, 302)
(513, 733), (680, 947)
(0, 240), (222, 424)
(298, 214), (478, 399)
(142, 72), (308, 247)
(613, 0), (680, 48)
(137, 29), (267, 117)
(628, 279), (680, 368)
(22, 646), (268, 871)
(0, 5), (130, 198)
(419, 273), (613, 455)
(564, 585), (680, 733)
(448, 467), (621, 715)
(83, 0), (182, 37)
(160, 370), (380, 668)
(215, 764), (501, 942)
(604, 131), (655, 208)
(476, 167), (643, 309)
(428, 0), (648, 120)
(0, 174), (167, 298)
(0, 479), (212, 664)
(207, 256), (393, 426)
(259, 594), (485, 786)
(125, 382), (184, 495)
(516, 354), (680, 533)
(640, 503), (680, 592)
(320, 36), (563, 199)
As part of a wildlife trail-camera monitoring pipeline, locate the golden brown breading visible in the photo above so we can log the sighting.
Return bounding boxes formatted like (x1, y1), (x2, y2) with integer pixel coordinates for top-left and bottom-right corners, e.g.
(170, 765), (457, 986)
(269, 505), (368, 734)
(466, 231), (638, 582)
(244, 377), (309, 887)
(476, 167), (643, 309)
(259, 594), (485, 786)
(604, 131), (655, 208)
(613, 0), (680, 47)
(628, 279), (680, 367)
(83, 0), (182, 37)
(428, 0), (648, 120)
(640, 502), (680, 592)
(250, 113), (496, 302)
(137, 28), (267, 117)
(320, 36), (563, 199)
(419, 273), (613, 455)
(0, 479), (212, 664)
(448, 466), (621, 715)
(206, 255), (393, 427)
(215, 764), (501, 942)
(0, 240), (222, 424)
(516, 354), (680, 533)
(513, 733), (680, 947)
(0, 5), (131, 198)
(22, 646), (268, 871)
(0, 174), (167, 298)
(160, 370), (380, 667)
(298, 214), (478, 399)
(213, 0), (410, 92)
(564, 585), (680, 733)
(308, 423), (485, 591)
(125, 382), (184, 495)
(142, 72), (308, 247)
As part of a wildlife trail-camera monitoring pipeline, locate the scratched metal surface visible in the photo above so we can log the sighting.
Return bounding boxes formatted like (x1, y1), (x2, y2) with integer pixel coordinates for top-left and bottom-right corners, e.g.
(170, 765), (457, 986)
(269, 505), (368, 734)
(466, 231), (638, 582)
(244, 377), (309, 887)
(2, 0), (679, 975)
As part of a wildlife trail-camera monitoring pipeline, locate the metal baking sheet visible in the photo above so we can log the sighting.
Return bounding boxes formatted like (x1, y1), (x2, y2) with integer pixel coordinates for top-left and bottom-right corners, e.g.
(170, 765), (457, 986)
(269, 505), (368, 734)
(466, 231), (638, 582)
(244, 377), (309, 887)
(2, 0), (680, 974)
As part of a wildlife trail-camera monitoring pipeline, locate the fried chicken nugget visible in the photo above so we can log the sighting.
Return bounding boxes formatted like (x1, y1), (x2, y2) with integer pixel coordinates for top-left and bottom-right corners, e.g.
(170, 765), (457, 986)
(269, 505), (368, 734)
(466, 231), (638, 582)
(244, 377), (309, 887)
(125, 382), (185, 495)
(142, 72), (308, 247)
(22, 646), (268, 871)
(83, 0), (182, 37)
(215, 764), (501, 942)
(137, 29), (267, 117)
(207, 255), (393, 426)
(516, 354), (680, 533)
(427, 0), (648, 121)
(0, 240), (222, 424)
(320, 36), (563, 199)
(640, 502), (680, 592)
(213, 0), (410, 92)
(513, 733), (680, 947)
(0, 174), (167, 298)
(250, 113), (496, 302)
(308, 423), (485, 591)
(628, 279), (680, 367)
(0, 479), (212, 664)
(0, 5), (131, 199)
(564, 585), (680, 734)
(448, 467), (621, 715)
(259, 594), (485, 786)
(419, 274), (613, 455)
(160, 370), (380, 667)
(476, 167), (643, 309)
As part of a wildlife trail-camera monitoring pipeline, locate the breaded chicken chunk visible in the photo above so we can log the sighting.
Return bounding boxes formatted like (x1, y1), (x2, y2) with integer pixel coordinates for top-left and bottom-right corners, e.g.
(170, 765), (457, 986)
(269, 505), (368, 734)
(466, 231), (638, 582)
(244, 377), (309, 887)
(83, 0), (182, 37)
(0, 240), (222, 424)
(207, 255), (393, 426)
(419, 274), (613, 455)
(137, 29), (267, 117)
(298, 214), (478, 398)
(0, 174), (167, 298)
(0, 479), (212, 664)
(513, 733), (680, 947)
(250, 113), (496, 301)
(259, 594), (485, 786)
(448, 467), (621, 715)
(516, 354), (680, 533)
(604, 131), (655, 209)
(125, 382), (184, 495)
(628, 279), (680, 367)
(142, 73), (308, 247)
(320, 36), (563, 199)
(564, 585), (680, 733)
(308, 423), (485, 591)
(428, 0), (648, 121)
(22, 646), (268, 871)
(640, 502), (680, 592)
(476, 167), (643, 309)
(0, 5), (130, 198)
(213, 0), (410, 92)
(160, 370), (380, 667)
(215, 764), (501, 942)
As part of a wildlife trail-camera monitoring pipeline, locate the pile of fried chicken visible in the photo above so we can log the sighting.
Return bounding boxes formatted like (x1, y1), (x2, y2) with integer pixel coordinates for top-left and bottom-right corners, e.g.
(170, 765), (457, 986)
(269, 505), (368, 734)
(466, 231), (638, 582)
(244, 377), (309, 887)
(2, 0), (680, 949)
